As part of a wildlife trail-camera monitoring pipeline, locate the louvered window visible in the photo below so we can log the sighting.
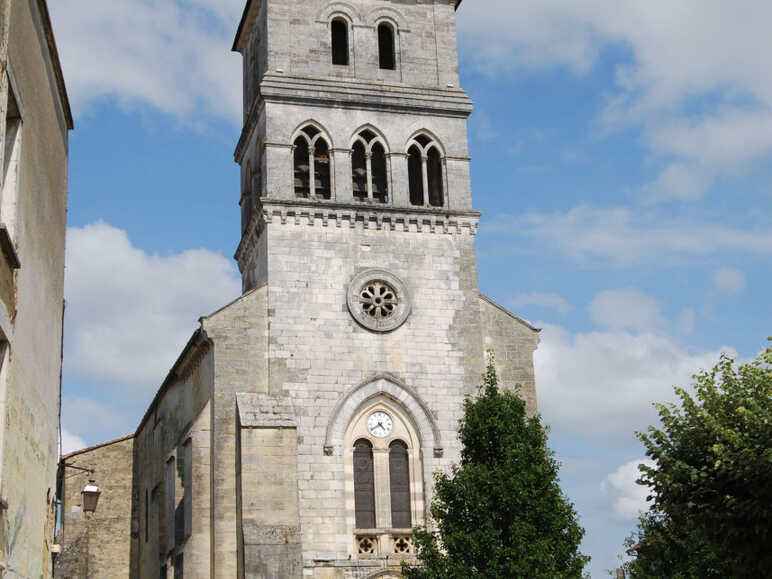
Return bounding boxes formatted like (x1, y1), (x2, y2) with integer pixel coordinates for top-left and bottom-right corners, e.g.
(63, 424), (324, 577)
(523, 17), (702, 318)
(389, 440), (411, 528)
(351, 129), (389, 203)
(407, 135), (445, 207)
(354, 439), (376, 528)
(294, 125), (332, 199)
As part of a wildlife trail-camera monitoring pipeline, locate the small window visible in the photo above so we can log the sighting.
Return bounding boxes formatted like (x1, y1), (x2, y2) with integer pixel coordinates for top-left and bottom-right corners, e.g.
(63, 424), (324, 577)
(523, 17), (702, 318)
(378, 23), (396, 70)
(331, 19), (349, 66)
(293, 138), (310, 198)
(389, 440), (411, 529)
(352, 141), (367, 201)
(183, 441), (192, 539)
(353, 439), (376, 529)
(314, 140), (331, 200)
(166, 458), (175, 551)
(371, 143), (388, 203)
(408, 146), (423, 206)
(427, 147), (444, 207)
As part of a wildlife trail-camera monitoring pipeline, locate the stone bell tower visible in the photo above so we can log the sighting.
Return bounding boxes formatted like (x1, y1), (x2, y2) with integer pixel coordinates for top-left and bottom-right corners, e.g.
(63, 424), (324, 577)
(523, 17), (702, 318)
(225, 0), (539, 577)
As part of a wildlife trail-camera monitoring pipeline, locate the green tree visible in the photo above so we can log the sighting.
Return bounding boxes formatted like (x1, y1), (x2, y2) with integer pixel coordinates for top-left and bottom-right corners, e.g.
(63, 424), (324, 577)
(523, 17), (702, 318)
(404, 357), (589, 579)
(623, 340), (772, 578)
(621, 511), (730, 578)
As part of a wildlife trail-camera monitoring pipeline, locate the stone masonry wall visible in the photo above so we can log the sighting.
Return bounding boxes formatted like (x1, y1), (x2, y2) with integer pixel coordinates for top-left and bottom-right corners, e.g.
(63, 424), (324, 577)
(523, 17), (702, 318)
(131, 338), (214, 579)
(203, 287), (270, 578)
(261, 217), (485, 576)
(55, 437), (134, 579)
(0, 0), (70, 577)
(263, 0), (460, 89)
(480, 296), (540, 415)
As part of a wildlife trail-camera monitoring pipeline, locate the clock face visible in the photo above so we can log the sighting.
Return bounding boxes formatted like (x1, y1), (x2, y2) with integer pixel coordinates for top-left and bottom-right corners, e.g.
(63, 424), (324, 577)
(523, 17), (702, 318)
(367, 411), (393, 438)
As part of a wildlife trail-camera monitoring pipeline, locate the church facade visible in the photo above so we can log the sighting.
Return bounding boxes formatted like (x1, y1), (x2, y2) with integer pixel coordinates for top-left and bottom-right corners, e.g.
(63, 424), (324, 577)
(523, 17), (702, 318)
(56, 1), (540, 577)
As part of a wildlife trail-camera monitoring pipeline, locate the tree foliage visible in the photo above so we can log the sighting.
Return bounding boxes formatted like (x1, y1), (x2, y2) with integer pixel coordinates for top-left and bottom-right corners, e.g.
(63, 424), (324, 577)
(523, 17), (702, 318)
(404, 357), (589, 579)
(622, 511), (730, 578)
(623, 340), (772, 577)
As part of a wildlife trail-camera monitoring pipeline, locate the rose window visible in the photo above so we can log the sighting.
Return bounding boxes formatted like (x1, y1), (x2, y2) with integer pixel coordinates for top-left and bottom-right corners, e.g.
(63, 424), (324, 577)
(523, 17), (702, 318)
(360, 282), (398, 320)
(347, 269), (411, 332)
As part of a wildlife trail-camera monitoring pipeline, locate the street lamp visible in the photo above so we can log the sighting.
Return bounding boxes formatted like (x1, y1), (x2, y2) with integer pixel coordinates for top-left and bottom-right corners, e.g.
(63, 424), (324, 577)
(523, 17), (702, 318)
(62, 463), (101, 514)
(81, 479), (101, 514)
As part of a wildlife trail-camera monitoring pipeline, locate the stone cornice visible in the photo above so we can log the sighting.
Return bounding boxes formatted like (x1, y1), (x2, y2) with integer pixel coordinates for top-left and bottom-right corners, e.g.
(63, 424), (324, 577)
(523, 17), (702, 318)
(234, 75), (472, 161)
(235, 95), (264, 163)
(260, 74), (472, 115)
(234, 198), (481, 270)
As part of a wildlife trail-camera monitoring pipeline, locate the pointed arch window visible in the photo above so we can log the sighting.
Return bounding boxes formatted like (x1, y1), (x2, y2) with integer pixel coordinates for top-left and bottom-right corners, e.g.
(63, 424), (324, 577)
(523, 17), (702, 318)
(389, 440), (411, 529)
(293, 125), (332, 199)
(331, 18), (349, 66)
(407, 135), (445, 208)
(351, 129), (389, 204)
(354, 439), (376, 529)
(378, 23), (396, 70)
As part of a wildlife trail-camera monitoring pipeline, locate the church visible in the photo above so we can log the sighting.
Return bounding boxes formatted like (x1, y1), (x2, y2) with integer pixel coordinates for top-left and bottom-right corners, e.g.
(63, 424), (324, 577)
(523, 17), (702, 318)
(55, 0), (540, 577)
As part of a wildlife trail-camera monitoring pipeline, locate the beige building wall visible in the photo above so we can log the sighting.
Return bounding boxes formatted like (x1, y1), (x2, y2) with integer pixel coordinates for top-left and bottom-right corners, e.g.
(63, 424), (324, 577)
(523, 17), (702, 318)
(55, 437), (134, 579)
(131, 332), (214, 579)
(0, 1), (72, 577)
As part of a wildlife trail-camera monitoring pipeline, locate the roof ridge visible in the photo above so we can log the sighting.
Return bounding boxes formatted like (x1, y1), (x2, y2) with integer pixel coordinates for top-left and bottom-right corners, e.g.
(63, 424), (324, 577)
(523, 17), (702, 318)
(61, 433), (134, 460)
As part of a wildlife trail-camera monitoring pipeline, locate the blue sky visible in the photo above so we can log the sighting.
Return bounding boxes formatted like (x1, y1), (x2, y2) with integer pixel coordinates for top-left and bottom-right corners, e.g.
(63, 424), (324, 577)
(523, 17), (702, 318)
(50, 1), (771, 576)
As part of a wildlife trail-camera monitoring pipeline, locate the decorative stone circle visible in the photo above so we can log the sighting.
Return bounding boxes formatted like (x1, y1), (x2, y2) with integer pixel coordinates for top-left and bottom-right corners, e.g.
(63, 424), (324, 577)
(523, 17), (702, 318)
(347, 269), (410, 332)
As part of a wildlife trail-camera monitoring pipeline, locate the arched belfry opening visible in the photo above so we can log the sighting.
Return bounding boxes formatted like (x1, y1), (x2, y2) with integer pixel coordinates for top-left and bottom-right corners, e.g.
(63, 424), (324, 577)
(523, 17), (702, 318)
(351, 128), (390, 204)
(378, 23), (396, 70)
(331, 18), (349, 65)
(292, 124), (332, 200)
(407, 133), (445, 208)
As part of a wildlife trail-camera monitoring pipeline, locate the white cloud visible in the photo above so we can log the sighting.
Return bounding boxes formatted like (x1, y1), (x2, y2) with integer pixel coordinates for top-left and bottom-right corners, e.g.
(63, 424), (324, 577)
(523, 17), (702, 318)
(458, 1), (772, 202)
(61, 396), (138, 448)
(602, 459), (656, 520)
(64, 222), (241, 396)
(486, 205), (772, 264)
(677, 307), (696, 334)
(712, 266), (746, 295)
(49, 0), (244, 124)
(61, 428), (87, 455)
(642, 162), (712, 203)
(510, 292), (573, 315)
(588, 289), (662, 331)
(535, 324), (733, 440)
